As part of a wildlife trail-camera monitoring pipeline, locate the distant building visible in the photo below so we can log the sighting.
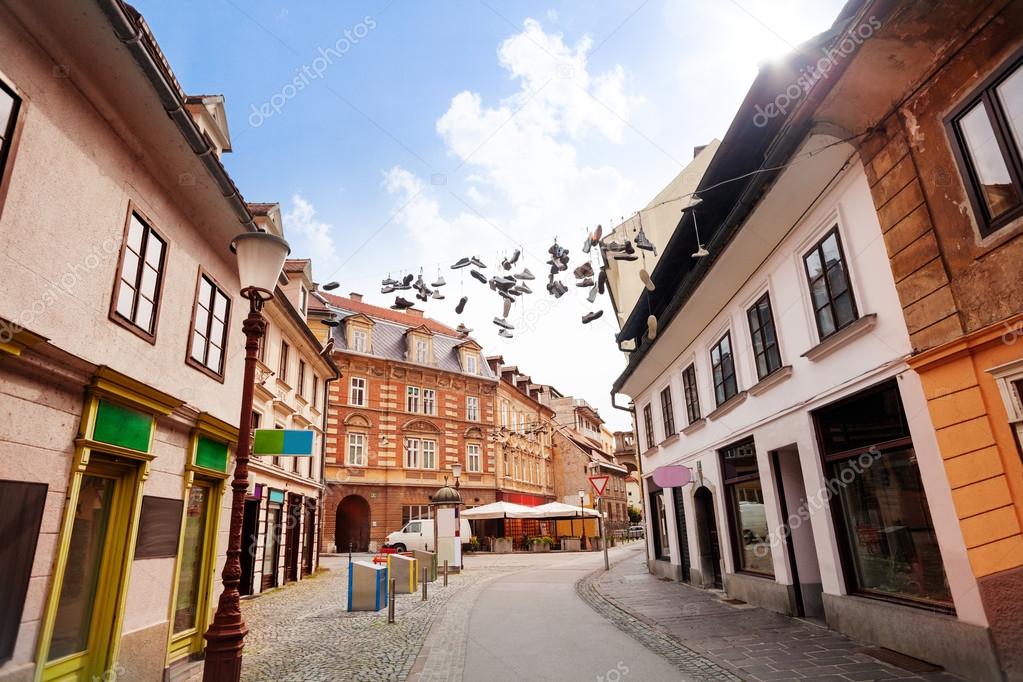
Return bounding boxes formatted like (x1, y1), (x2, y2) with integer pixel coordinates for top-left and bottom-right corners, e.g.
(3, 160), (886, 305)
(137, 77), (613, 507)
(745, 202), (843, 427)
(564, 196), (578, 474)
(310, 293), (498, 552)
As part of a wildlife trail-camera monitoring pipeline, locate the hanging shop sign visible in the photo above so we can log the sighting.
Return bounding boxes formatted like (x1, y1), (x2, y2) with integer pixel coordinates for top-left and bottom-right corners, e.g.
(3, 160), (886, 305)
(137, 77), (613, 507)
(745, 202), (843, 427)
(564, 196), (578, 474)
(253, 429), (314, 456)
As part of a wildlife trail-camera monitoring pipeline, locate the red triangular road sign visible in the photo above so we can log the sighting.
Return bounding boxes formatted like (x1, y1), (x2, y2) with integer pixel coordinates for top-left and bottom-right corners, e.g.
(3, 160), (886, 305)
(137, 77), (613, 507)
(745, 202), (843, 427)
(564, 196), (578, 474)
(588, 475), (609, 496)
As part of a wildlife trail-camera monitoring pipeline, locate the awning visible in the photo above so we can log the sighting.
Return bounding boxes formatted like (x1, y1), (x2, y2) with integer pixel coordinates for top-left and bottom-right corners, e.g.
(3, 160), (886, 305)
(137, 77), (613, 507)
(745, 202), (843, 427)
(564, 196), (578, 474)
(461, 501), (537, 519)
(529, 502), (601, 519)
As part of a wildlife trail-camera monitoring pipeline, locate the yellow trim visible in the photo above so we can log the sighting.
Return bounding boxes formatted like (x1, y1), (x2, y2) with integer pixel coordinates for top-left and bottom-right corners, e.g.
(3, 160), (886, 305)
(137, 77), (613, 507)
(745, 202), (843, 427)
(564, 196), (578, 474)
(91, 366), (184, 416)
(0, 318), (47, 357)
(196, 411), (240, 445)
(185, 429), (232, 481)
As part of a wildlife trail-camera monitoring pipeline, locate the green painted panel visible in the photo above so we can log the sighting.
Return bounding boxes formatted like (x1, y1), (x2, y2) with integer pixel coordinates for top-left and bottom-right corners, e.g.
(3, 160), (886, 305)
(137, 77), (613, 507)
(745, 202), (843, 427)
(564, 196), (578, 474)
(195, 436), (229, 473)
(268, 489), (285, 504)
(93, 400), (152, 452)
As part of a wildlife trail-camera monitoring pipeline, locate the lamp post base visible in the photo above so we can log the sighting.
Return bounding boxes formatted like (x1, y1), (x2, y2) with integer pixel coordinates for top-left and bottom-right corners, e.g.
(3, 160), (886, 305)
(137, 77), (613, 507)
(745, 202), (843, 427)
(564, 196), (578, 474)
(202, 625), (248, 681)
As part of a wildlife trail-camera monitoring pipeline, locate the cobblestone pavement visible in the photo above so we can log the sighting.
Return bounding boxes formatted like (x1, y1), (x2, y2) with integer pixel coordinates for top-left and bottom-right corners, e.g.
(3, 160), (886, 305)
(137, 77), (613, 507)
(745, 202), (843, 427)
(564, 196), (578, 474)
(240, 554), (514, 681)
(588, 547), (964, 682)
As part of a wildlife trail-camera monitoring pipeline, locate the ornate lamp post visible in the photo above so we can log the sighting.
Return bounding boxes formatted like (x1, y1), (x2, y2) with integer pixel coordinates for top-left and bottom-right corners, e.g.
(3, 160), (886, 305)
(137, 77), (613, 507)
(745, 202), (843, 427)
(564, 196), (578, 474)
(578, 489), (588, 551)
(203, 232), (290, 681)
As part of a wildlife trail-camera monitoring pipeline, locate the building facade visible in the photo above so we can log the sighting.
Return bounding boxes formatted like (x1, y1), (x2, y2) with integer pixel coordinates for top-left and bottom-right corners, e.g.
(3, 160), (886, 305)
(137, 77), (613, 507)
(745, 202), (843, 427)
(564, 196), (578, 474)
(310, 293), (498, 552)
(0, 3), (255, 679)
(608, 5), (1020, 676)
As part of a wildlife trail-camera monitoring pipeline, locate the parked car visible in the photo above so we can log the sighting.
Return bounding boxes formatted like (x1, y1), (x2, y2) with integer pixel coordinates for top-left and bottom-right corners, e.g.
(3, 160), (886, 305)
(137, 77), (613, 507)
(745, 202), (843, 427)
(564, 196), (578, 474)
(628, 524), (645, 538)
(384, 518), (472, 552)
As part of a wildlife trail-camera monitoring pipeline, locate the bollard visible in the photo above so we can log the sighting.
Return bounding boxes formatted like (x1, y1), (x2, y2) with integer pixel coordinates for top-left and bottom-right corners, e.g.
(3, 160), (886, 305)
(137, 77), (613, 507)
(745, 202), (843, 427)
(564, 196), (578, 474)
(443, 560), (448, 586)
(388, 578), (396, 623)
(422, 567), (428, 601)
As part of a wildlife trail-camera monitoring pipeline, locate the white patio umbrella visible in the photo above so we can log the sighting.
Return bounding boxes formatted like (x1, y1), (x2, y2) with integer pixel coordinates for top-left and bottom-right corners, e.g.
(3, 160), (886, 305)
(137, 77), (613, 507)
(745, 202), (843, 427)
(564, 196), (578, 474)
(530, 501), (600, 518)
(460, 500), (538, 519)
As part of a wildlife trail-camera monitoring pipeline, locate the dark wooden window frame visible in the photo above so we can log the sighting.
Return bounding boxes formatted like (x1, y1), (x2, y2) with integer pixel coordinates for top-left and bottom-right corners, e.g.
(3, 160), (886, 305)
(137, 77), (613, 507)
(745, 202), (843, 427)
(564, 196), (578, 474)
(720, 438), (773, 577)
(681, 363), (702, 424)
(659, 385), (676, 438)
(710, 332), (738, 407)
(945, 47), (1023, 237)
(278, 341), (290, 384)
(0, 78), (23, 223)
(642, 403), (655, 451)
(185, 268), (232, 382)
(746, 292), (783, 381)
(0, 480), (47, 663)
(297, 360), (306, 399)
(109, 205), (169, 344)
(802, 226), (859, 342)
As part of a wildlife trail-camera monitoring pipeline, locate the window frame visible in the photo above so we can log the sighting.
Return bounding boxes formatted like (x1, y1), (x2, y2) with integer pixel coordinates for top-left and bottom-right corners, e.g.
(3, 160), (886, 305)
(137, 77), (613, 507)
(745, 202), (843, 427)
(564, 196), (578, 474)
(348, 376), (367, 406)
(945, 49), (1023, 237)
(297, 360), (306, 399)
(109, 206), (169, 343)
(659, 385), (676, 439)
(467, 443), (482, 472)
(404, 437), (420, 469)
(720, 438), (774, 577)
(681, 363), (702, 424)
(746, 292), (783, 381)
(642, 403), (655, 451)
(422, 388), (436, 415)
(465, 353), (478, 374)
(406, 386), (420, 413)
(278, 341), (290, 384)
(415, 339), (429, 364)
(0, 78), (23, 221)
(185, 268), (232, 381)
(802, 227), (859, 342)
(346, 432), (366, 466)
(710, 332), (739, 407)
(466, 396), (480, 422)
(421, 439), (437, 469)
(350, 328), (368, 353)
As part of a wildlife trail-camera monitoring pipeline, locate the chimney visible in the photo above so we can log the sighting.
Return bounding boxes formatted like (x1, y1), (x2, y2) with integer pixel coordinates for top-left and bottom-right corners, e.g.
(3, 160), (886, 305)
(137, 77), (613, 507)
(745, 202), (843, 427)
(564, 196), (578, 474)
(349, 292), (362, 302)
(406, 308), (424, 318)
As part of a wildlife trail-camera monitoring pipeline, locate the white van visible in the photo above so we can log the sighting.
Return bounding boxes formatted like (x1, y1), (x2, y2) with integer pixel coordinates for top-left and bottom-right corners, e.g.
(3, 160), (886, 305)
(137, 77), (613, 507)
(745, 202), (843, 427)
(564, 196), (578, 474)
(384, 517), (472, 552)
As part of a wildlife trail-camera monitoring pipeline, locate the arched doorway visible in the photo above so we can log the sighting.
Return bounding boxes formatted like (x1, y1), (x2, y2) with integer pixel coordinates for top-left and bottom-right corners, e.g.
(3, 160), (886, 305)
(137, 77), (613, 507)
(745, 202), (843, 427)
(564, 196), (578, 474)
(335, 495), (370, 552)
(694, 487), (722, 588)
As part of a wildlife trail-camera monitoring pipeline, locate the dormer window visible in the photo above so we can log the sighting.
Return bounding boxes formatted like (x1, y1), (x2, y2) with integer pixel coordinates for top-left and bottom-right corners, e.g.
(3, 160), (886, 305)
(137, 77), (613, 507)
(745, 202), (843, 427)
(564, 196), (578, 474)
(351, 329), (367, 352)
(465, 354), (478, 374)
(415, 339), (429, 364)
(345, 314), (374, 353)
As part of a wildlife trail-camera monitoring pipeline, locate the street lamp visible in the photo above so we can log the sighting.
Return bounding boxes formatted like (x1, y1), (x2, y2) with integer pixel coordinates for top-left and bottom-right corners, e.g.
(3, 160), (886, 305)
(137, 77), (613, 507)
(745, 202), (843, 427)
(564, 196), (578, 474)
(578, 489), (587, 551)
(203, 231), (290, 682)
(451, 462), (462, 489)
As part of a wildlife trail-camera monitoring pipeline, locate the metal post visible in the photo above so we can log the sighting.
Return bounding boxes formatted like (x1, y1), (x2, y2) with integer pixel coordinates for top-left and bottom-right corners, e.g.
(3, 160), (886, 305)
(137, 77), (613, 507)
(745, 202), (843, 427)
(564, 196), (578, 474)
(599, 496), (609, 570)
(422, 567), (428, 601)
(443, 560), (449, 586)
(388, 578), (396, 623)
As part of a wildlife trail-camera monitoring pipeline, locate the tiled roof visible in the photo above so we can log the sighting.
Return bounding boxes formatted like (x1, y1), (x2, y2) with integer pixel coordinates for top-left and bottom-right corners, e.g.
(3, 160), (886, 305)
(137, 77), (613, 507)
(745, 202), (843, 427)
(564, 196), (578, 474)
(283, 259), (310, 273)
(319, 293), (460, 336)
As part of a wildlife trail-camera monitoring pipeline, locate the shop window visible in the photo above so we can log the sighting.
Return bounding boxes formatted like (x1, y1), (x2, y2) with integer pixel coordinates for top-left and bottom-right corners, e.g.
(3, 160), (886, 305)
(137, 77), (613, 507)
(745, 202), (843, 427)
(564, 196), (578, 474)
(746, 293), (782, 380)
(112, 211), (166, 339)
(710, 332), (738, 406)
(721, 439), (773, 576)
(188, 272), (231, 378)
(814, 381), (952, 609)
(262, 502), (282, 590)
(0, 480), (47, 663)
(681, 363), (701, 424)
(803, 228), (858, 340)
(170, 481), (218, 658)
(649, 491), (669, 560)
(948, 53), (1023, 235)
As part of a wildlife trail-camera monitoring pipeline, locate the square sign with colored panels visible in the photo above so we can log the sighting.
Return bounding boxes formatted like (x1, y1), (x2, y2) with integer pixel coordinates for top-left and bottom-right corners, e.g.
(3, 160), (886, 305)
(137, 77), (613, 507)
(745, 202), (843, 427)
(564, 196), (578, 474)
(253, 429), (314, 457)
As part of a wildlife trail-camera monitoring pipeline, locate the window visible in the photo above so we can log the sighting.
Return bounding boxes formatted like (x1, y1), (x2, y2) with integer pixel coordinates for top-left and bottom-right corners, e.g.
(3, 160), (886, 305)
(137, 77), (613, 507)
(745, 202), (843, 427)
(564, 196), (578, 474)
(346, 433), (366, 466)
(278, 341), (290, 383)
(681, 364), (702, 424)
(466, 396), (480, 422)
(423, 388), (436, 415)
(710, 332), (738, 406)
(814, 381), (952, 608)
(113, 212), (166, 338)
(659, 386), (676, 438)
(803, 228), (858, 340)
(500, 401), (508, 427)
(297, 361), (306, 399)
(948, 54), (1023, 235)
(0, 80), (20, 193)
(747, 293), (782, 380)
(415, 339), (429, 364)
(406, 386), (420, 413)
(404, 438), (420, 468)
(721, 439), (773, 576)
(350, 329), (367, 352)
(299, 286), (307, 315)
(312, 376), (319, 409)
(349, 377), (366, 406)
(0, 480), (46, 663)
(422, 440), (436, 469)
(465, 354), (478, 374)
(186, 273), (231, 377)
(258, 330), (268, 363)
(642, 404), (654, 451)
(250, 411), (261, 440)
(402, 505), (432, 525)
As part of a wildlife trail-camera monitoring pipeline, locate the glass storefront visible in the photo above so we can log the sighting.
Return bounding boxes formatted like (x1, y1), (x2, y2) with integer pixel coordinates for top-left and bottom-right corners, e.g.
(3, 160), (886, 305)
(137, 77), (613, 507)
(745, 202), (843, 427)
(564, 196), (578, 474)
(721, 439), (774, 575)
(815, 381), (952, 608)
(173, 484), (210, 633)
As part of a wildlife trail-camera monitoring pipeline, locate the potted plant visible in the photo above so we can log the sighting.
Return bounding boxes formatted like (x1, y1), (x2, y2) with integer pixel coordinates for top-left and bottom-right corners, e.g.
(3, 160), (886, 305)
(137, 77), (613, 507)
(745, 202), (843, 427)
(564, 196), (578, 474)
(528, 536), (555, 552)
(468, 536), (481, 553)
(493, 536), (514, 553)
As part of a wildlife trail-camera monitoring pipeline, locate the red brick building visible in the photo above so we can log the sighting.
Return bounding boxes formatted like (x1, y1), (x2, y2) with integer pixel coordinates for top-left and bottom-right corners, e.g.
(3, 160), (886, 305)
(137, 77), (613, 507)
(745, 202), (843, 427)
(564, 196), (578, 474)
(308, 293), (498, 551)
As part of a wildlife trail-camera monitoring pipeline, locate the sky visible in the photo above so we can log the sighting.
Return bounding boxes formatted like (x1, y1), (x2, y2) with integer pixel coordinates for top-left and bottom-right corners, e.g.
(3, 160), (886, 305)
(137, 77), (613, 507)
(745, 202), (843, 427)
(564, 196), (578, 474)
(137, 0), (847, 430)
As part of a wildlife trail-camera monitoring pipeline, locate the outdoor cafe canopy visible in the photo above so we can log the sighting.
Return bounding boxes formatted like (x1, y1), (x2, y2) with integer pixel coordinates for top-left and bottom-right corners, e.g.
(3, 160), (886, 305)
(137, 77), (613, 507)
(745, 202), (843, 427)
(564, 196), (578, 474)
(460, 501), (536, 519)
(529, 502), (600, 518)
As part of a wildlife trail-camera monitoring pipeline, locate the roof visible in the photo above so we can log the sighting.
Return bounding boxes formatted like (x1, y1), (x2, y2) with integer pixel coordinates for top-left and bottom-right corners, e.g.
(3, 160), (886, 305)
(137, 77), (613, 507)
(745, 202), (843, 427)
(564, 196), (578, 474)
(284, 259), (310, 273)
(319, 293), (460, 336)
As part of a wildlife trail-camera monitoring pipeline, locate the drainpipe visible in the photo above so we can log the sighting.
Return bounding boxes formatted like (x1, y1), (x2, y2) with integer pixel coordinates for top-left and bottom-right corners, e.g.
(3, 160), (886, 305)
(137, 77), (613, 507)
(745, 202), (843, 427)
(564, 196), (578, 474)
(611, 390), (653, 572)
(95, 0), (257, 233)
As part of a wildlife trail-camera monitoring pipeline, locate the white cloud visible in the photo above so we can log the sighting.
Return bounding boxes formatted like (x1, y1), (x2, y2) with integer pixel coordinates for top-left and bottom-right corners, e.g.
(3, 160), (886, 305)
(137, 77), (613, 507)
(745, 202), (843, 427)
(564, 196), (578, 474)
(282, 194), (342, 282)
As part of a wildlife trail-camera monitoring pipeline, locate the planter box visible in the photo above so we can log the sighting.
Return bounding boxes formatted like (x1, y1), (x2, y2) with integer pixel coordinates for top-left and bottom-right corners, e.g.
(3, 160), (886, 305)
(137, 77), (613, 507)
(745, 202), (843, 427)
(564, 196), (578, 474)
(561, 537), (581, 552)
(529, 542), (551, 552)
(493, 538), (513, 554)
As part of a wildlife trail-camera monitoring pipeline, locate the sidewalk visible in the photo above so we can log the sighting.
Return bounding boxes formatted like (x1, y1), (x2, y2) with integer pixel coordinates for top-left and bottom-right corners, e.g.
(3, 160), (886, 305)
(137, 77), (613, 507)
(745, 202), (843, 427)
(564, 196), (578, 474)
(586, 548), (962, 682)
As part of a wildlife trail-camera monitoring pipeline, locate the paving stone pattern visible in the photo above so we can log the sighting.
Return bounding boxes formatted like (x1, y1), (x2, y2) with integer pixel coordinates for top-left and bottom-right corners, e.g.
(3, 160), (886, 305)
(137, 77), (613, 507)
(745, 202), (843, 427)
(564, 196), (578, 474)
(588, 549), (964, 682)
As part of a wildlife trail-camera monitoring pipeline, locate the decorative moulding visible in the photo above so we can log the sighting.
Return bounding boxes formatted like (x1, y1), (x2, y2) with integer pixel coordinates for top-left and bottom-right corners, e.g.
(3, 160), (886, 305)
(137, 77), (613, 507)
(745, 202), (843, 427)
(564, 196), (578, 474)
(681, 418), (706, 435)
(801, 314), (877, 362)
(706, 391), (748, 421)
(748, 366), (793, 397)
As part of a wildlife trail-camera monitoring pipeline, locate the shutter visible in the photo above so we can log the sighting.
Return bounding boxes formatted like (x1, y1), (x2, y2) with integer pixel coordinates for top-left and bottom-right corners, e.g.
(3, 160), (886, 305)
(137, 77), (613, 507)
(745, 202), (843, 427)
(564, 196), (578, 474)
(0, 480), (48, 662)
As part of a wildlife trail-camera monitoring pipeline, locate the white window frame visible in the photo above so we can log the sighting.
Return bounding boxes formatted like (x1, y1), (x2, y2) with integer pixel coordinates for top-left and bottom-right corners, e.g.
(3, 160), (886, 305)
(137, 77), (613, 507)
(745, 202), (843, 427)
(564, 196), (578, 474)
(351, 328), (367, 353)
(989, 357), (1023, 451)
(407, 386), (420, 413)
(422, 439), (437, 469)
(349, 376), (367, 406)
(404, 438), (420, 468)
(467, 443), (481, 472)
(346, 432), (366, 466)
(423, 388), (436, 415)
(465, 353), (478, 374)
(467, 396), (479, 422)
(416, 339), (429, 364)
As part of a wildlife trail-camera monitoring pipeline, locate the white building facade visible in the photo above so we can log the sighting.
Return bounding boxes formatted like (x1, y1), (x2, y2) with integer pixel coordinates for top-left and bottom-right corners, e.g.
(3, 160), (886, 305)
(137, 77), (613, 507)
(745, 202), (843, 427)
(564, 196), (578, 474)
(616, 134), (1000, 678)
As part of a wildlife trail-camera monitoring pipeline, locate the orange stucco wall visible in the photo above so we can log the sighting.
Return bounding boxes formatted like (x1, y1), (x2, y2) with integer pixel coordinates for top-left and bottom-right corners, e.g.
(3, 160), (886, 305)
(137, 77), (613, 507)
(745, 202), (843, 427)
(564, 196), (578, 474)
(911, 315), (1023, 578)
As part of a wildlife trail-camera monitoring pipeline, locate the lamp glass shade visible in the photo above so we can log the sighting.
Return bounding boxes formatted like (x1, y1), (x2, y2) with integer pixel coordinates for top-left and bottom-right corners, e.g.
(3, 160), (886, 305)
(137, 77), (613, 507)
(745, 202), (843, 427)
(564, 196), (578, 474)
(232, 232), (291, 294)
(451, 463), (462, 479)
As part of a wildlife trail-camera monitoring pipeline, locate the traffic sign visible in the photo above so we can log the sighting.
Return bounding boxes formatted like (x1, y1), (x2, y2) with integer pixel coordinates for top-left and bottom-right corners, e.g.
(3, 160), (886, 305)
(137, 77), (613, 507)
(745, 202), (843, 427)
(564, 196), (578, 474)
(588, 475), (609, 496)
